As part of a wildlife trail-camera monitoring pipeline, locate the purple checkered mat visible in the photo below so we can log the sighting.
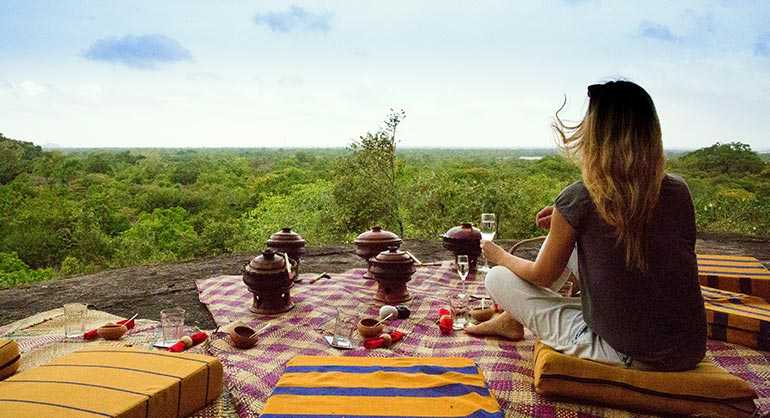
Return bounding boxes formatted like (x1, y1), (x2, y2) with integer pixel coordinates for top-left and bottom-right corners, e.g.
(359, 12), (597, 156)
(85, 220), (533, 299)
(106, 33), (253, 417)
(196, 263), (770, 417)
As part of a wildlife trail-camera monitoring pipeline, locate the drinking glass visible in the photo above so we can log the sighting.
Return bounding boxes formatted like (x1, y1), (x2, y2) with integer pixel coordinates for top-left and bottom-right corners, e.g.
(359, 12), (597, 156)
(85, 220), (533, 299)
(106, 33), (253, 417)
(479, 213), (497, 272)
(64, 303), (87, 338)
(332, 308), (355, 347)
(453, 255), (470, 330)
(457, 254), (469, 298)
(450, 294), (468, 330)
(160, 307), (186, 345)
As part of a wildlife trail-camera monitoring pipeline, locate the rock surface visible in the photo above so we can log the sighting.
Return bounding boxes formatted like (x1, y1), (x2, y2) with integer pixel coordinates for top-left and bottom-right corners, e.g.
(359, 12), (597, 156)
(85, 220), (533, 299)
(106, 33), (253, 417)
(0, 234), (767, 329)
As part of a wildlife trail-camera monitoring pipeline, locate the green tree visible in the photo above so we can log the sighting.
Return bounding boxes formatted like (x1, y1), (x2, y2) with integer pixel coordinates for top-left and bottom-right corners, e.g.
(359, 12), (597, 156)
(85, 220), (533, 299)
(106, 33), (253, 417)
(114, 207), (200, 266)
(0, 252), (54, 288)
(333, 109), (407, 236)
(1, 192), (79, 268)
(200, 219), (246, 255)
(242, 180), (341, 247)
(679, 142), (765, 175)
(0, 133), (43, 184)
(83, 152), (115, 175)
(68, 209), (115, 268)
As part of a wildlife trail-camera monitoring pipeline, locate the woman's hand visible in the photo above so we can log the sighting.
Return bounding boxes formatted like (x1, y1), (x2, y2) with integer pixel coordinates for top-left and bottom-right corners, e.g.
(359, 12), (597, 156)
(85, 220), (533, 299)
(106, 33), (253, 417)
(481, 240), (507, 266)
(536, 206), (554, 230)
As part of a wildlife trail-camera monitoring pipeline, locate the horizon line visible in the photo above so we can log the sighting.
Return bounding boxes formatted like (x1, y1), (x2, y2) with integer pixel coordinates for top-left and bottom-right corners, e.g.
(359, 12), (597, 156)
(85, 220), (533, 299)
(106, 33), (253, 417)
(40, 145), (770, 153)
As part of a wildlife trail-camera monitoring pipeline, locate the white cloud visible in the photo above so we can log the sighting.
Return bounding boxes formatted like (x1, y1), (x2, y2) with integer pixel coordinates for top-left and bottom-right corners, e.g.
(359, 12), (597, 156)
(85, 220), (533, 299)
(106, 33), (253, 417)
(83, 34), (193, 69)
(18, 81), (49, 97)
(254, 5), (332, 33)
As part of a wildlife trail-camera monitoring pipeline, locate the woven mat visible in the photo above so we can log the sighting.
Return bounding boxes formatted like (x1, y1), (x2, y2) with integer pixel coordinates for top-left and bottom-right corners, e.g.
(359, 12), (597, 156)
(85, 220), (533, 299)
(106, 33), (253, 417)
(196, 263), (770, 417)
(0, 308), (238, 418)
(701, 285), (766, 304)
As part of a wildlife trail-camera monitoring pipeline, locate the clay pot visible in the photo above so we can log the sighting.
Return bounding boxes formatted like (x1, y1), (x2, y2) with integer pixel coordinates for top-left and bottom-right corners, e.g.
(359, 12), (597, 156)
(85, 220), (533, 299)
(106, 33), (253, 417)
(97, 323), (128, 340)
(242, 249), (295, 314)
(469, 307), (495, 323)
(266, 228), (306, 280)
(369, 247), (416, 304)
(229, 326), (259, 349)
(442, 223), (482, 272)
(354, 226), (402, 280)
(357, 318), (385, 339)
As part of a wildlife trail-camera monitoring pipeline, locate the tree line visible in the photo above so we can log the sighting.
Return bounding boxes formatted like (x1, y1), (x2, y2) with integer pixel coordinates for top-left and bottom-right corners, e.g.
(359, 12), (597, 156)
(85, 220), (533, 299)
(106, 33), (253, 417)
(1, 128), (768, 288)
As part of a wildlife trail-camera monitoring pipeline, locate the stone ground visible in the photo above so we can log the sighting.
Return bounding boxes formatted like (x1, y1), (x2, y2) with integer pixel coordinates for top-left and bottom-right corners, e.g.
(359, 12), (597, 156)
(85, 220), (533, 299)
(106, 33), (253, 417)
(0, 234), (768, 329)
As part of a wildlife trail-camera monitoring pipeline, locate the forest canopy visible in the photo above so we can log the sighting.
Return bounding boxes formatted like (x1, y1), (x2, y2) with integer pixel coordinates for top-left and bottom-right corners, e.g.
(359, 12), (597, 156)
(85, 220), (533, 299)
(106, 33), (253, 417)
(0, 131), (768, 288)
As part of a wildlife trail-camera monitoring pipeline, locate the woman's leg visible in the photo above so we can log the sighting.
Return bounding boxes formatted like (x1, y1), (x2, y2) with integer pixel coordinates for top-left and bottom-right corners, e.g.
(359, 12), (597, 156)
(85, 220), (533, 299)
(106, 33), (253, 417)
(467, 260), (628, 366)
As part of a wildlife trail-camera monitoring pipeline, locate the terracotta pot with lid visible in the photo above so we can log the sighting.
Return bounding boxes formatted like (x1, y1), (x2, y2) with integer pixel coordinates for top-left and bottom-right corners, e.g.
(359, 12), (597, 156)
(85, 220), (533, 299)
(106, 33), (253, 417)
(242, 249), (294, 314)
(266, 227), (306, 281)
(442, 223), (482, 272)
(369, 246), (416, 304)
(354, 226), (403, 280)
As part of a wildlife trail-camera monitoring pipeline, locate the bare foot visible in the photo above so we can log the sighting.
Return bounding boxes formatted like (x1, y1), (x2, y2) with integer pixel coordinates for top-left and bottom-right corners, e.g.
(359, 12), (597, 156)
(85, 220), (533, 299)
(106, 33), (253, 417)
(464, 311), (524, 341)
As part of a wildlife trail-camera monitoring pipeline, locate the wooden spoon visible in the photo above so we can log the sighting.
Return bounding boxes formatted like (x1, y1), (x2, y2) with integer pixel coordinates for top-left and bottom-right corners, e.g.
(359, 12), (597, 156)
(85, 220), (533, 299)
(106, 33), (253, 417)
(249, 322), (272, 339)
(372, 312), (395, 328)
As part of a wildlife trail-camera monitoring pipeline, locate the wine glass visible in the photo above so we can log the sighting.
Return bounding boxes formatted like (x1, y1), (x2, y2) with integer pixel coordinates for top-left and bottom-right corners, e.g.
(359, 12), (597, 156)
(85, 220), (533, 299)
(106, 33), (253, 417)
(457, 254), (469, 298)
(479, 213), (496, 272)
(454, 254), (470, 330)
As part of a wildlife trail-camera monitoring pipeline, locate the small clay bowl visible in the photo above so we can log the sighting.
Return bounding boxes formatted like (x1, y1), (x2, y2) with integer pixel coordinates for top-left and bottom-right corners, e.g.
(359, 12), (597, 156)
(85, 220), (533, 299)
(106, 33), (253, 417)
(469, 307), (495, 323)
(229, 326), (259, 349)
(97, 323), (128, 340)
(357, 318), (385, 339)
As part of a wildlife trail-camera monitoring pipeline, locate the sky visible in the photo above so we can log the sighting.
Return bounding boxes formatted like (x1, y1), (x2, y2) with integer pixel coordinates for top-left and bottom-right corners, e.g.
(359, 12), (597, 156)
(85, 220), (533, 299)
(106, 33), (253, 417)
(1, 1), (769, 150)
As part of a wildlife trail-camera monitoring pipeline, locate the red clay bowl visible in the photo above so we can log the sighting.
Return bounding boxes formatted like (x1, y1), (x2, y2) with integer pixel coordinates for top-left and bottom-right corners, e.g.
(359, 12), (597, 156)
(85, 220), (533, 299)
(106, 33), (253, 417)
(357, 318), (385, 339)
(229, 326), (259, 349)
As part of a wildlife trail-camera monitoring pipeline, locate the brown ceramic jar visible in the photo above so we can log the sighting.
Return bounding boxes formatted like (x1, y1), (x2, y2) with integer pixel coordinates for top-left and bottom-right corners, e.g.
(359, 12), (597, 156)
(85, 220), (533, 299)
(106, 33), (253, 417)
(242, 249), (294, 314)
(442, 223), (482, 272)
(354, 226), (402, 280)
(369, 246), (416, 304)
(266, 228), (306, 281)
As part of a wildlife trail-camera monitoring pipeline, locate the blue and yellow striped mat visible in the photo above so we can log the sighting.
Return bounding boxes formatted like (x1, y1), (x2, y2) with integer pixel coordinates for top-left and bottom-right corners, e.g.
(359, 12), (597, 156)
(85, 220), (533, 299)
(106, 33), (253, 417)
(261, 356), (504, 418)
(697, 254), (770, 301)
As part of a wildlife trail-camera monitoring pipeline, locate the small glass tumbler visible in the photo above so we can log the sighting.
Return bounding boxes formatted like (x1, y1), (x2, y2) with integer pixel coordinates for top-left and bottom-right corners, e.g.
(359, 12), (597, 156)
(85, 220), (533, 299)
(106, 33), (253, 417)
(450, 295), (469, 330)
(332, 308), (355, 347)
(160, 307), (186, 344)
(64, 303), (87, 338)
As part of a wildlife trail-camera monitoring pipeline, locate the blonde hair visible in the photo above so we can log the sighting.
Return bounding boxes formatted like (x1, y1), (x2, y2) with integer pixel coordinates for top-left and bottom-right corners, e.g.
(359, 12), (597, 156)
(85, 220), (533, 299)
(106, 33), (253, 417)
(553, 80), (665, 271)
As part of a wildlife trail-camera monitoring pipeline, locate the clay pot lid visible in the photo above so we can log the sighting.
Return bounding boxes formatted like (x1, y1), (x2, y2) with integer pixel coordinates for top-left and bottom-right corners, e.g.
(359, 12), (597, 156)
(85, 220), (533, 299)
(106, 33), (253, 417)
(371, 246), (415, 266)
(245, 249), (288, 274)
(267, 227), (306, 248)
(354, 226), (402, 245)
(442, 223), (481, 241)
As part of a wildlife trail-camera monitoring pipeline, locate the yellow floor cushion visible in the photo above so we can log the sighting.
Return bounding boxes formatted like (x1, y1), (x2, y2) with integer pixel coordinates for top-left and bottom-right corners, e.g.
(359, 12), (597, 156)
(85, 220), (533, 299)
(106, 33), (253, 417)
(0, 346), (223, 418)
(533, 341), (757, 418)
(0, 339), (20, 381)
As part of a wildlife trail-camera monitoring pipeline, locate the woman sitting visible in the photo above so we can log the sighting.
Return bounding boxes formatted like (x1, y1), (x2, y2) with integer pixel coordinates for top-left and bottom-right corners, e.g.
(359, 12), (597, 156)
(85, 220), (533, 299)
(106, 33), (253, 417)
(465, 80), (707, 371)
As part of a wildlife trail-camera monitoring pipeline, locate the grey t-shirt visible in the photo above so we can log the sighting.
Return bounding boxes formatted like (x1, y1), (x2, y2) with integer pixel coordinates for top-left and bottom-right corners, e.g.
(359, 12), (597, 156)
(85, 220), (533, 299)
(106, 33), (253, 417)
(554, 174), (707, 370)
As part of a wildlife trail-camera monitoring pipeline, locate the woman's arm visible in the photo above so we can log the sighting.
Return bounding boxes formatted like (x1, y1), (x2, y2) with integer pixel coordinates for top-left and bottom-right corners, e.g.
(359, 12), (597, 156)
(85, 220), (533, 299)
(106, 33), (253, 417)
(482, 207), (576, 288)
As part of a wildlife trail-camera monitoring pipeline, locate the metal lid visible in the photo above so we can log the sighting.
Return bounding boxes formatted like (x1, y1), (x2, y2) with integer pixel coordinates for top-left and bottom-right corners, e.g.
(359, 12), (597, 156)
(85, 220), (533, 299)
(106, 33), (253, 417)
(267, 227), (306, 248)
